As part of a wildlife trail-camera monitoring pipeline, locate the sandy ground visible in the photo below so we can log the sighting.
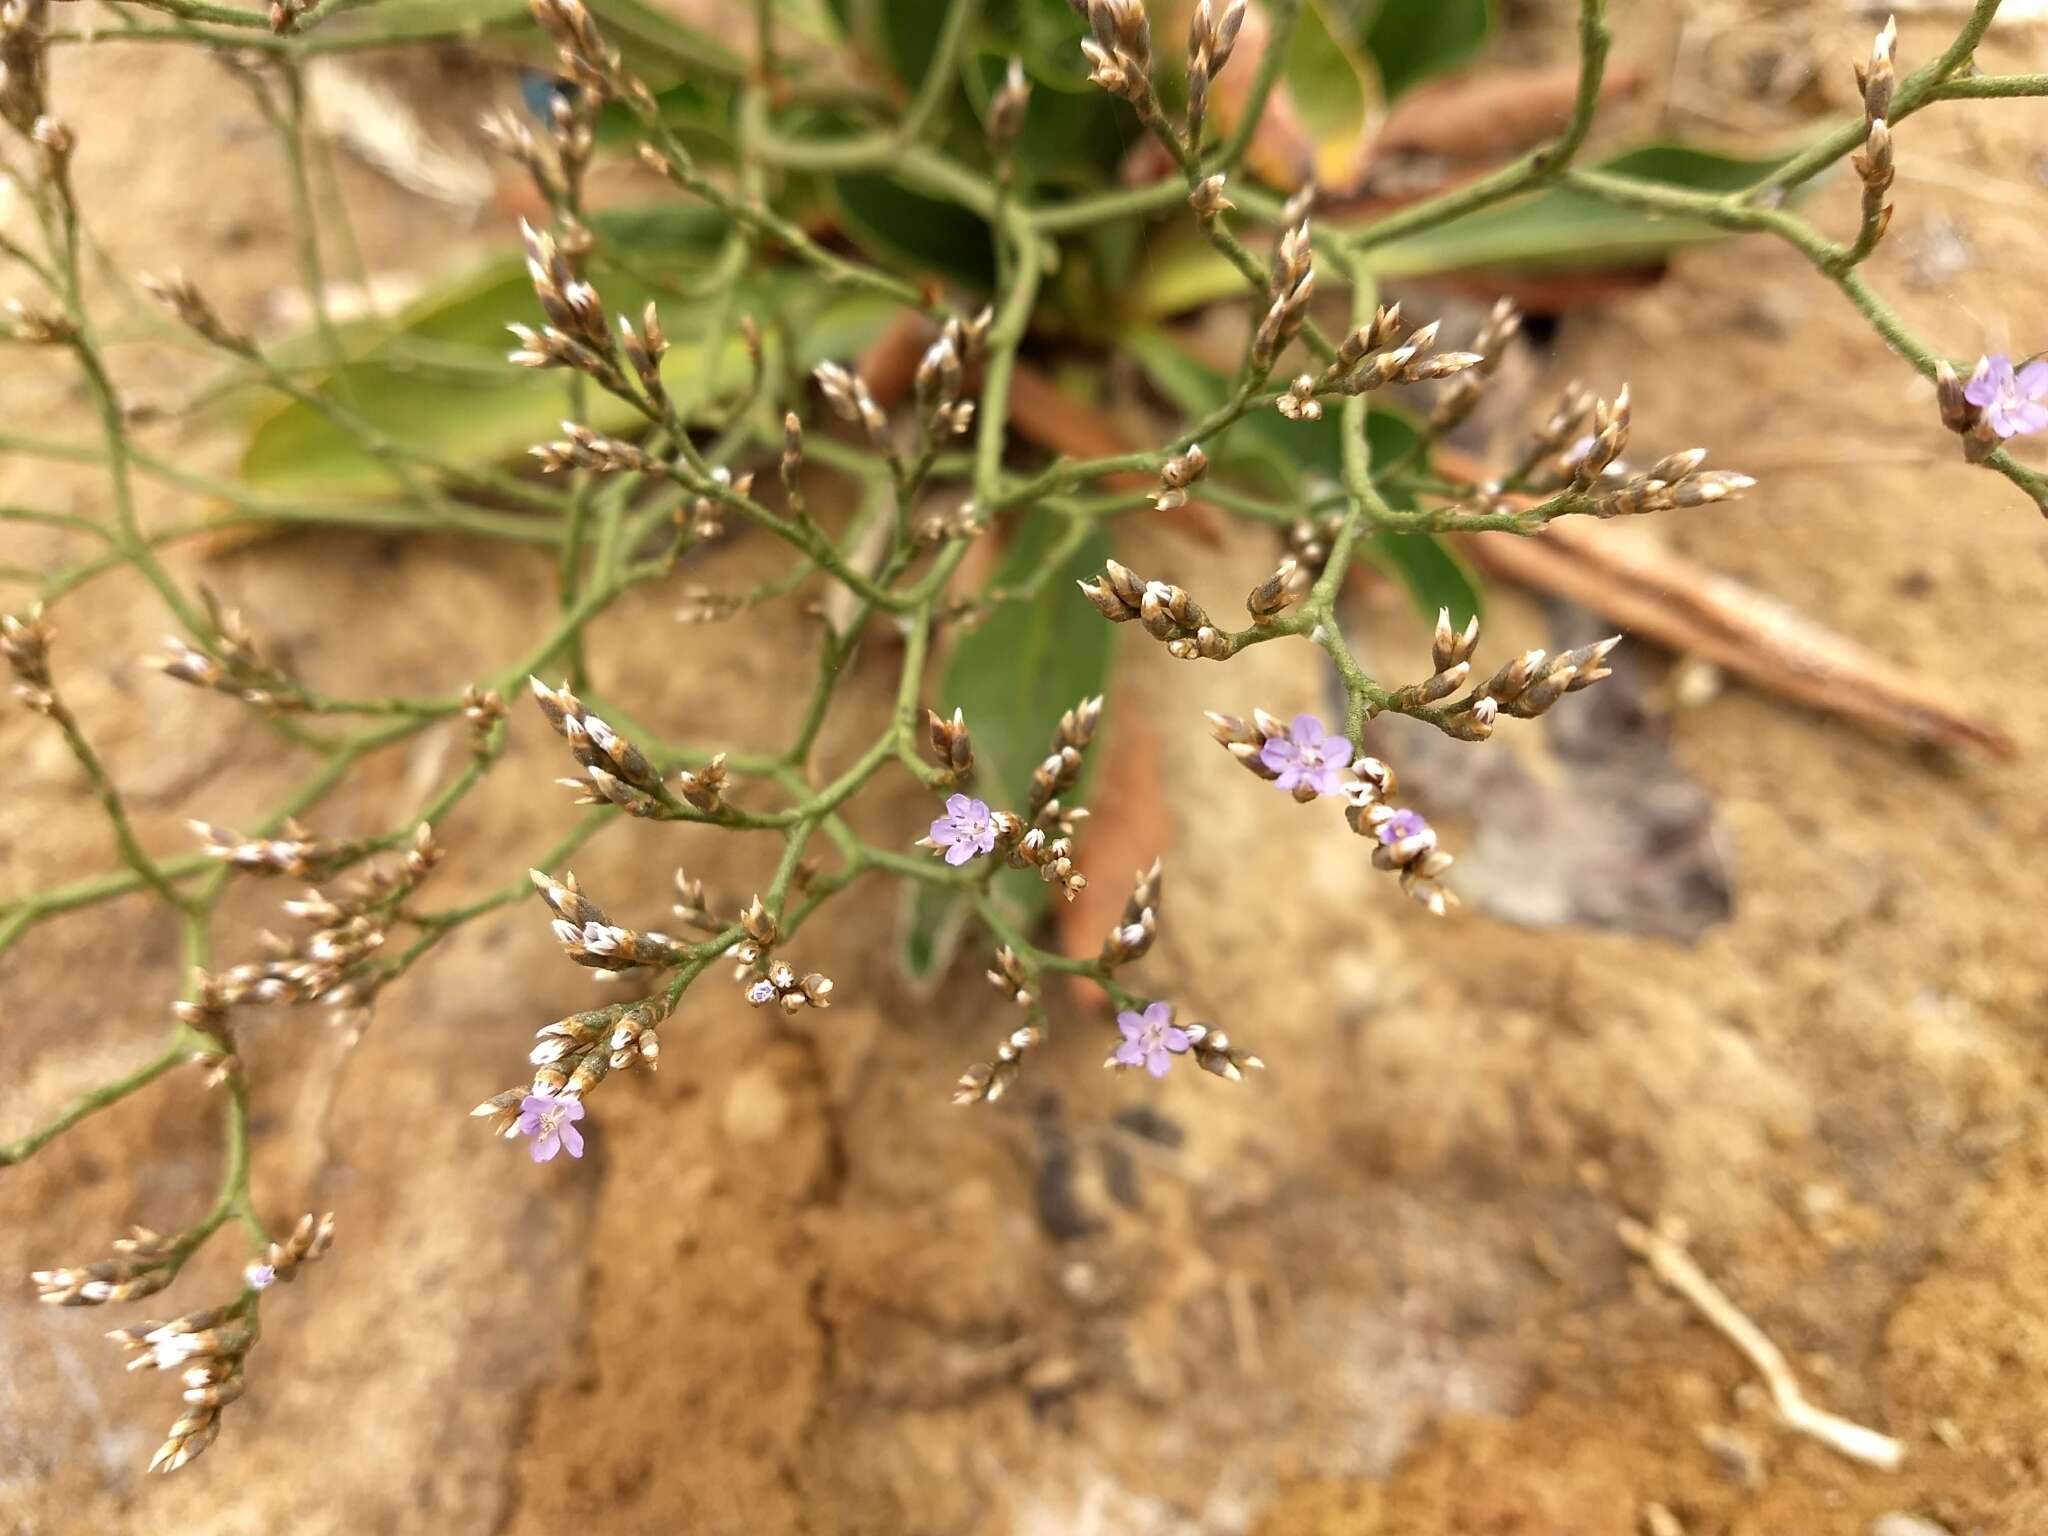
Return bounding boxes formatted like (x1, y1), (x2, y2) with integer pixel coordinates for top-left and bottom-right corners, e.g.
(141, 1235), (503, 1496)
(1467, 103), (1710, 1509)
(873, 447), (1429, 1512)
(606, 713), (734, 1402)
(3, 6), (2047, 1535)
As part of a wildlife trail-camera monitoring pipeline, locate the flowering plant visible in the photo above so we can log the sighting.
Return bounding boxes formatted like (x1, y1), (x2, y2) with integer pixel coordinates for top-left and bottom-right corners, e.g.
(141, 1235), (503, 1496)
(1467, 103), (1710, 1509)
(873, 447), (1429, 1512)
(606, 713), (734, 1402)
(2, 0), (2042, 1478)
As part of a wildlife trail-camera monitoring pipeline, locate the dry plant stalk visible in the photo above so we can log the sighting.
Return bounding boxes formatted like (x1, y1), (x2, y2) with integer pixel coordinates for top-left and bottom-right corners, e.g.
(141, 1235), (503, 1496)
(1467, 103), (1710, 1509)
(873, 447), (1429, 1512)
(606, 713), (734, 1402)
(0, 0), (2039, 1477)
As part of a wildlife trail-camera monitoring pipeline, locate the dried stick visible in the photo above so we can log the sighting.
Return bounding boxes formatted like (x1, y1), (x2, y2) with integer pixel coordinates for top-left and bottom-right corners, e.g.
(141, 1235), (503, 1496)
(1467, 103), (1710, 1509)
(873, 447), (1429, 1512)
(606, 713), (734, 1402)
(1617, 1217), (1906, 1471)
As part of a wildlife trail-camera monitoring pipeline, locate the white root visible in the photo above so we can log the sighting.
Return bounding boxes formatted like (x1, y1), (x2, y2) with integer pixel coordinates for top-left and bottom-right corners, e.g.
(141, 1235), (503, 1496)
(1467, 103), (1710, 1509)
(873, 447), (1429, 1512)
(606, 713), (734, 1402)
(1618, 1217), (1906, 1471)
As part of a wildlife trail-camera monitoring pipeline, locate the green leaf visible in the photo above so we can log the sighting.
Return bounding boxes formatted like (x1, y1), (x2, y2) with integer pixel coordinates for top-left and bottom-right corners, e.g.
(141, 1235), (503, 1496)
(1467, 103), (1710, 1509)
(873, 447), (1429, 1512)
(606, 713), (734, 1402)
(234, 210), (895, 500)
(962, 50), (1126, 190)
(898, 509), (1113, 982)
(1365, 144), (1799, 276)
(824, 0), (950, 87)
(1133, 144), (1798, 316)
(826, 174), (996, 292)
(1121, 327), (1479, 623)
(1360, 0), (1492, 100)
(1279, 0), (1383, 191)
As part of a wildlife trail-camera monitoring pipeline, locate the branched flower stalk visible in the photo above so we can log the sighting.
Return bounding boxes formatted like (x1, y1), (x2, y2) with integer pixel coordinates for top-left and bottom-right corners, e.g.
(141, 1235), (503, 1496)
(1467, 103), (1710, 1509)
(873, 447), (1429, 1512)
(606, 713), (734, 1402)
(3, 0), (2044, 1474)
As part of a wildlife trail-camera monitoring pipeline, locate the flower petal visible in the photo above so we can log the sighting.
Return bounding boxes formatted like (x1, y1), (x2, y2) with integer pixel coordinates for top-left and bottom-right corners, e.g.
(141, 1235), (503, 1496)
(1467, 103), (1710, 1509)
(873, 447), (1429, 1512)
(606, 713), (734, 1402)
(1117, 1011), (1143, 1037)
(1272, 765), (1304, 791)
(1290, 713), (1324, 744)
(1146, 1048), (1171, 1079)
(2017, 358), (2048, 398)
(559, 1120), (585, 1158)
(560, 1098), (585, 1122)
(1162, 1026), (1190, 1054)
(1322, 734), (1354, 770)
(944, 839), (976, 866)
(945, 793), (971, 817)
(1259, 738), (1298, 773)
(530, 1133), (560, 1163)
(1115, 1039), (1147, 1067)
(966, 798), (992, 820)
(1142, 1001), (1172, 1029)
(930, 818), (960, 844)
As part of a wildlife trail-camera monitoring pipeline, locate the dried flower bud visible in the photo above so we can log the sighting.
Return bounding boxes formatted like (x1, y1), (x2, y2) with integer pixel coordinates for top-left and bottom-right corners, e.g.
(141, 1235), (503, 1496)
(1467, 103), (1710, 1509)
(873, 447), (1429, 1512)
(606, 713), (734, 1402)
(989, 56), (1031, 154)
(1245, 557), (1306, 622)
(926, 707), (974, 780)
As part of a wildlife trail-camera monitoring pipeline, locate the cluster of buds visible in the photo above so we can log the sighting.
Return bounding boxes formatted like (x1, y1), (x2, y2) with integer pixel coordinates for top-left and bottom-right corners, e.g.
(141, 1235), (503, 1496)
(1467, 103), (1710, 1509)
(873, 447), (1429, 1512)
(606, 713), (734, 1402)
(1152, 442), (1207, 511)
(506, 220), (631, 395)
(528, 675), (670, 817)
(145, 606), (300, 713)
(985, 944), (1037, 1009)
(1277, 302), (1479, 421)
(139, 270), (248, 352)
(531, 420), (659, 475)
(1078, 0), (1153, 102)
(462, 683), (507, 752)
(524, 998), (668, 1087)
(531, 868), (680, 971)
(1189, 170), (1234, 226)
(190, 817), (348, 879)
(1253, 200), (1316, 376)
(727, 895), (835, 1014)
(174, 977), (240, 1086)
(211, 826), (443, 1030)
(109, 1302), (259, 1474)
(1503, 379), (1597, 485)
(1387, 607), (1482, 713)
(1026, 693), (1102, 835)
(242, 1211), (336, 1293)
(680, 465), (755, 542)
(1522, 386), (1755, 515)
(914, 332), (976, 441)
(1850, 17), (1897, 252)
(2, 604), (54, 712)
(674, 753), (729, 814)
(1009, 821), (1088, 901)
(1339, 758), (1455, 916)
(1285, 508), (1346, 574)
(1079, 559), (1232, 660)
(926, 707), (975, 783)
(915, 497), (982, 546)
(1429, 298), (1522, 436)
(1183, 0), (1247, 147)
(953, 950), (1045, 1103)
(670, 867), (720, 933)
(32, 1226), (180, 1307)
(814, 360), (891, 453)
(4, 294), (73, 344)
(953, 1015), (1045, 1106)
(1099, 859), (1162, 967)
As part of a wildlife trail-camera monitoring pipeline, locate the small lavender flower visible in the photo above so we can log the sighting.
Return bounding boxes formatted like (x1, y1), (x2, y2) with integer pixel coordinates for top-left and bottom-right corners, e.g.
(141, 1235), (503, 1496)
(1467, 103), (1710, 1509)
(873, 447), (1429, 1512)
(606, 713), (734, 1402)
(243, 1264), (276, 1292)
(928, 793), (998, 866)
(1259, 714), (1353, 798)
(516, 1093), (586, 1162)
(1964, 353), (2048, 440)
(1377, 808), (1429, 845)
(1114, 1001), (1190, 1080)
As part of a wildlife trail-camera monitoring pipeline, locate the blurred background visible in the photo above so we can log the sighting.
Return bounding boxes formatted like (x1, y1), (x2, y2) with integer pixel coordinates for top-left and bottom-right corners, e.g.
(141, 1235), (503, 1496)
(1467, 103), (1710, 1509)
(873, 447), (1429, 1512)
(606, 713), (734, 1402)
(3, 1), (2046, 1532)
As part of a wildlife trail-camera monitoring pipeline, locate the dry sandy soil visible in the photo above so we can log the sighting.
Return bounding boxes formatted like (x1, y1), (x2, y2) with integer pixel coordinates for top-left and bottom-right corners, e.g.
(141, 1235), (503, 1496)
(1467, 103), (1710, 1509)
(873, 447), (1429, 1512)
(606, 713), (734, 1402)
(3, 5), (2047, 1535)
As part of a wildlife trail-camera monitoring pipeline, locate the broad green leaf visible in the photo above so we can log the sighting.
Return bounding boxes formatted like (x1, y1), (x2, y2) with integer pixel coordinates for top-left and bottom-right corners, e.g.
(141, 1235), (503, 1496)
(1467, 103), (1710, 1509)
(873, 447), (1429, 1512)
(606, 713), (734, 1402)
(1366, 145), (1798, 275)
(826, 174), (996, 291)
(824, 0), (950, 86)
(1360, 0), (1492, 100)
(899, 508), (1114, 981)
(1133, 144), (1798, 315)
(235, 209), (894, 500)
(1276, 0), (1383, 192)
(1122, 327), (1480, 622)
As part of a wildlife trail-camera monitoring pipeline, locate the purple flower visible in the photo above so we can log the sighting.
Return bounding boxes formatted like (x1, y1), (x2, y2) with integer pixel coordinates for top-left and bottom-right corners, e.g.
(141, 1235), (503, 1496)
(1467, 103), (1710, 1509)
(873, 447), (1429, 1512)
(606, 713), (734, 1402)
(516, 1093), (585, 1162)
(928, 794), (998, 866)
(243, 1263), (277, 1292)
(1259, 713), (1354, 798)
(1114, 1001), (1191, 1080)
(1964, 353), (2048, 440)
(1377, 808), (1430, 846)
